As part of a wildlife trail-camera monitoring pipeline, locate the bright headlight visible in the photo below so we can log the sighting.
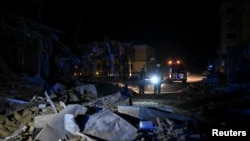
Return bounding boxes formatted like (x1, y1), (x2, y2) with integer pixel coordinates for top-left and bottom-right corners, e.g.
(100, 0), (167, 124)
(151, 75), (159, 84)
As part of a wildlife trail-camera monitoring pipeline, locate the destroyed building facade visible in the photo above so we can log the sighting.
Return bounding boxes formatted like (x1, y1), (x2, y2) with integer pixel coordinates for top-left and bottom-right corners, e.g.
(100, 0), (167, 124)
(218, 0), (250, 82)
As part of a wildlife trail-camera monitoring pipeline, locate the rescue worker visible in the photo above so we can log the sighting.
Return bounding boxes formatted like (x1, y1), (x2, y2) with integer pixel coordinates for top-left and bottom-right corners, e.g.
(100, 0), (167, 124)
(138, 67), (146, 94)
(120, 84), (133, 105)
(153, 67), (162, 94)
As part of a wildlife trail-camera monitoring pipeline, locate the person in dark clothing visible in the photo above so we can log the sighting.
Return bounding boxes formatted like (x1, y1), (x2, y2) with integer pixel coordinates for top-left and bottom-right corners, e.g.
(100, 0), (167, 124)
(153, 67), (162, 94)
(138, 67), (146, 94)
(120, 84), (133, 105)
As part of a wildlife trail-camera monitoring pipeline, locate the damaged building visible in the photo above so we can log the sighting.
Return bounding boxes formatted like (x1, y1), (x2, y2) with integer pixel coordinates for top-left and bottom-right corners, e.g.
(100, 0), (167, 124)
(0, 0), (250, 141)
(0, 12), (137, 84)
(218, 0), (250, 83)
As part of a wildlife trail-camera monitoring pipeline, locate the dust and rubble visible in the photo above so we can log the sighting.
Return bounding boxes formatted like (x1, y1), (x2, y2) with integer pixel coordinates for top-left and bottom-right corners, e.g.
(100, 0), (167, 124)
(1, 68), (250, 140)
(1, 61), (250, 141)
(1, 6), (250, 140)
(0, 72), (208, 141)
(0, 43), (249, 140)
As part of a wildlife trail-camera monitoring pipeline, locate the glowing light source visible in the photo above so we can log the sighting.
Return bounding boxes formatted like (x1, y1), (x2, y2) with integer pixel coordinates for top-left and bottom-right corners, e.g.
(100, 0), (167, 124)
(151, 75), (160, 84)
(168, 60), (173, 65)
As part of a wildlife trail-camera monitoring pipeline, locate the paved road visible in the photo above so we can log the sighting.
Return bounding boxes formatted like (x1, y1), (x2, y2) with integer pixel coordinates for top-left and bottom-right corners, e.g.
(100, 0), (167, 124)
(127, 73), (206, 94)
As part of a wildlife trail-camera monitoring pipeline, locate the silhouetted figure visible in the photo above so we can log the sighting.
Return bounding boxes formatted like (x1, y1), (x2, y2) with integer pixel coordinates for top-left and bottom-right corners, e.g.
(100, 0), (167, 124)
(153, 67), (162, 94)
(120, 84), (133, 105)
(138, 68), (146, 94)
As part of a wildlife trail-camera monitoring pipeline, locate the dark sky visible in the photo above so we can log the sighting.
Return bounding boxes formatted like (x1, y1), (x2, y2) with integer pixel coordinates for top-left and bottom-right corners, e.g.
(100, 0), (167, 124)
(104, 1), (223, 54)
(44, 1), (222, 44)
(43, 1), (225, 68)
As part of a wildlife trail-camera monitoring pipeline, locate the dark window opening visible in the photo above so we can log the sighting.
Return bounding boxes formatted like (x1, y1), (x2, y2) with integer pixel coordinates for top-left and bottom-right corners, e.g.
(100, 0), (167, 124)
(226, 8), (237, 15)
(226, 19), (237, 26)
(226, 33), (236, 39)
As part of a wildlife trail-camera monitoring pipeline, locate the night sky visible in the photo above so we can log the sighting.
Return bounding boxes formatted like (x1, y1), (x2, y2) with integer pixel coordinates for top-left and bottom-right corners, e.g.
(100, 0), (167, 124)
(42, 0), (225, 70)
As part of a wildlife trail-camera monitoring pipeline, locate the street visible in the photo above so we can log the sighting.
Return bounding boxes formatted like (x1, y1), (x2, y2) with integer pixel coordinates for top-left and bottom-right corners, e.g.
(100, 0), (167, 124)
(129, 73), (206, 94)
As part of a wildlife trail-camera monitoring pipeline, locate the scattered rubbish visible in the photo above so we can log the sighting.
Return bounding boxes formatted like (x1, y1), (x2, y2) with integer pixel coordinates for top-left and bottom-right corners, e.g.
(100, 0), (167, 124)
(1, 70), (248, 140)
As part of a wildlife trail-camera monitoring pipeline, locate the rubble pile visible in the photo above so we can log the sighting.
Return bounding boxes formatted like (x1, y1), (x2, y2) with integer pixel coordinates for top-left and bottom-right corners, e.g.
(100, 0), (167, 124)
(0, 76), (205, 141)
(1, 63), (250, 141)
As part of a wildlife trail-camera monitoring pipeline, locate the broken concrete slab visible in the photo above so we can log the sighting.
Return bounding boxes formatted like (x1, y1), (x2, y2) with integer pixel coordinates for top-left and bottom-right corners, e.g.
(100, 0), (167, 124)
(83, 109), (138, 141)
(64, 114), (80, 135)
(75, 84), (97, 96)
(63, 113), (97, 141)
(34, 104), (87, 141)
(34, 114), (56, 128)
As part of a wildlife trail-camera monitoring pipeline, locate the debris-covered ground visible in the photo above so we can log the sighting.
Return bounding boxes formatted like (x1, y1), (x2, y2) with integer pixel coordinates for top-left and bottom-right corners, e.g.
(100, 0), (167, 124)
(131, 76), (250, 140)
(0, 72), (250, 141)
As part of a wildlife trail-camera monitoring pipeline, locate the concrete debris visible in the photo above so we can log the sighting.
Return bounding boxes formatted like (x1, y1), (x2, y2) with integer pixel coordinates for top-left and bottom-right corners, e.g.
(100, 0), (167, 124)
(34, 104), (87, 141)
(82, 91), (131, 110)
(64, 114), (80, 135)
(34, 114), (56, 128)
(83, 109), (138, 141)
(0, 81), (204, 141)
(59, 84), (99, 104)
(75, 84), (97, 97)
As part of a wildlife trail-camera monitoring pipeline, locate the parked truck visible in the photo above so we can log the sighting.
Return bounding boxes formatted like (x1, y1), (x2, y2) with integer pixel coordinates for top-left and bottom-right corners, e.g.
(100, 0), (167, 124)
(164, 59), (187, 84)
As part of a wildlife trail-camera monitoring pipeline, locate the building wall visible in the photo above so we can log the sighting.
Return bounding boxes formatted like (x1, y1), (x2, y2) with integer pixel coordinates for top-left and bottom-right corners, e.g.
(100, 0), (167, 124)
(132, 44), (156, 76)
(219, 0), (250, 82)
(219, 0), (240, 73)
(240, 0), (250, 42)
(134, 45), (147, 61)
